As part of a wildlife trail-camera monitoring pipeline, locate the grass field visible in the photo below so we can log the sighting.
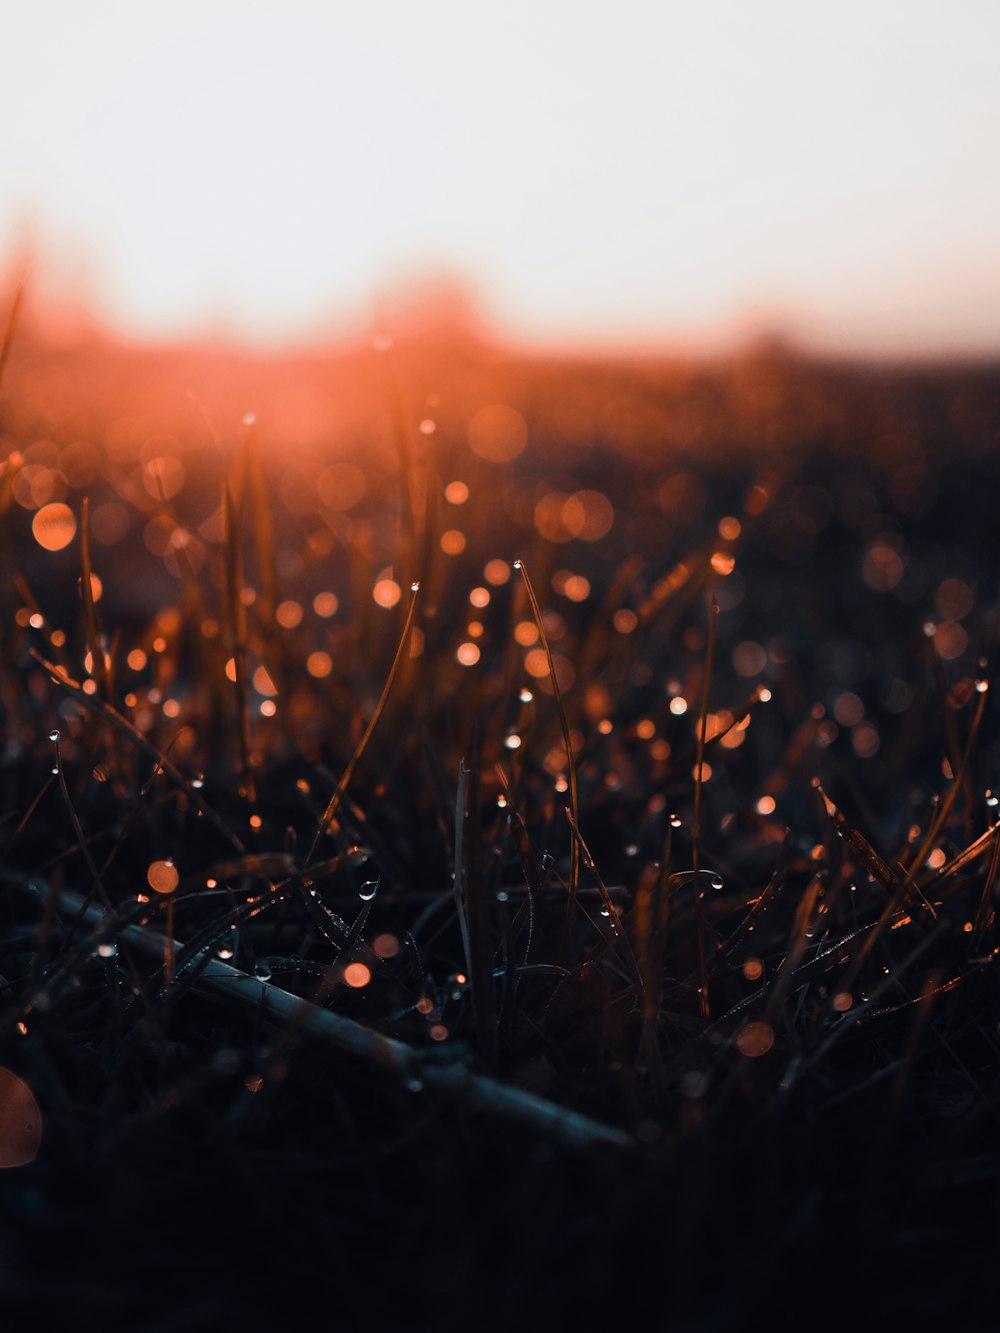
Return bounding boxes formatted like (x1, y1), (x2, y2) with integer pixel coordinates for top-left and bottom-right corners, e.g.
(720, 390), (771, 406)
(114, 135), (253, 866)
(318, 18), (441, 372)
(1, 315), (1000, 1329)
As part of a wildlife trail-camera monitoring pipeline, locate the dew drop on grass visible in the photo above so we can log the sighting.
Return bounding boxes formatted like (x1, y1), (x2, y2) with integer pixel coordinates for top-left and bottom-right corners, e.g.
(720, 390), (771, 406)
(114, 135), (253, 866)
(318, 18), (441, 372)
(97, 942), (117, 959)
(987, 791), (999, 809)
(710, 874), (724, 891)
(670, 814), (682, 829)
(48, 729), (60, 743)
(976, 679), (989, 693)
(599, 904), (611, 918)
(359, 880), (379, 902)
(625, 843), (640, 857)
(496, 890), (509, 903)
(191, 775), (204, 790)
(253, 960), (272, 982)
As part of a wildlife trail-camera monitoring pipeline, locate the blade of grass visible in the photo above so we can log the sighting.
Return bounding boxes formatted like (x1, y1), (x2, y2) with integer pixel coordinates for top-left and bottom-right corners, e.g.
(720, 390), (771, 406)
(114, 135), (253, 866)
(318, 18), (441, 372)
(49, 731), (113, 934)
(460, 744), (499, 1066)
(241, 414), (278, 629)
(79, 497), (111, 704)
(306, 581), (420, 865)
(222, 480), (255, 807)
(691, 593), (718, 1018)
(515, 558), (580, 960)
(0, 281), (24, 398)
(565, 806), (643, 997)
(31, 648), (244, 853)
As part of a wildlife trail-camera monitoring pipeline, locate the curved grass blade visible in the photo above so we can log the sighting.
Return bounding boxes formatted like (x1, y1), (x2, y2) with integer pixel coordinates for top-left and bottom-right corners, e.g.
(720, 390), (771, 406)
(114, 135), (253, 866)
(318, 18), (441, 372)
(515, 559), (580, 958)
(307, 581), (420, 864)
(30, 648), (245, 853)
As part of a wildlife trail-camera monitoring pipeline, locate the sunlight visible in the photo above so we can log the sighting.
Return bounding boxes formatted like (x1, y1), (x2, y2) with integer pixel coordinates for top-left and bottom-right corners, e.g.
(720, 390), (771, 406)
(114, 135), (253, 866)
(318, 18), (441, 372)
(2, 0), (999, 352)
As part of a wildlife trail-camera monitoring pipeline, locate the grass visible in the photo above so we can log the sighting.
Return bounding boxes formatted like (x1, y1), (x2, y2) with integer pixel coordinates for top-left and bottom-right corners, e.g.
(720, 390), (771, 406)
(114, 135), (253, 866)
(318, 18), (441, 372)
(1, 320), (1000, 1327)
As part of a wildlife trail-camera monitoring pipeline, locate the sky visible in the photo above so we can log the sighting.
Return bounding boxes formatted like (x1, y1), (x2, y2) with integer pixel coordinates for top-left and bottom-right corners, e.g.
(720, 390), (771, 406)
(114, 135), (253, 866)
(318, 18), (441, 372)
(2, 0), (998, 354)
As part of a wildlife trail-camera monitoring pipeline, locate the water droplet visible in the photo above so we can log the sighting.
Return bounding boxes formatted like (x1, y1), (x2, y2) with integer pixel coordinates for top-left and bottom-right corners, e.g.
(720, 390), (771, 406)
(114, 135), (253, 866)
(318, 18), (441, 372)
(976, 679), (989, 693)
(217, 946), (234, 960)
(625, 843), (640, 857)
(513, 559), (523, 570)
(359, 880), (379, 902)
(191, 775), (204, 790)
(670, 814), (682, 829)
(48, 729), (60, 743)
(50, 765), (59, 775)
(987, 791), (999, 809)
(410, 581), (420, 592)
(406, 1077), (423, 1093)
(504, 734), (521, 750)
(253, 960), (272, 982)
(710, 874), (724, 891)
(540, 852), (554, 871)
(496, 890), (509, 903)
(97, 942), (117, 959)
(519, 688), (533, 703)
(599, 904), (611, 918)
(348, 847), (368, 867)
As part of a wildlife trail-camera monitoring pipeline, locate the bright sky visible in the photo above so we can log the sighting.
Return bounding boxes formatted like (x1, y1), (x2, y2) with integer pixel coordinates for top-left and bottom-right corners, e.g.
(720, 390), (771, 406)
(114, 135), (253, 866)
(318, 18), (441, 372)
(2, 0), (998, 353)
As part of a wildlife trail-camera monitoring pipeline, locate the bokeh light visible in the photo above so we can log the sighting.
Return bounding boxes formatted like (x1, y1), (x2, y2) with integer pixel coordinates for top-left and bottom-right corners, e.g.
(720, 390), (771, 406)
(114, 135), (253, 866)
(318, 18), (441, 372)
(32, 503), (76, 551)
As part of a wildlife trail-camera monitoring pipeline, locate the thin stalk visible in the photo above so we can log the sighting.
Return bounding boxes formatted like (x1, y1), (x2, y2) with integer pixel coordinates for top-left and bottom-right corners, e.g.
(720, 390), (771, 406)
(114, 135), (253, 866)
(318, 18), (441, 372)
(515, 559), (580, 958)
(307, 582), (420, 865)
(31, 649), (244, 853)
(222, 480), (255, 806)
(691, 593), (718, 1018)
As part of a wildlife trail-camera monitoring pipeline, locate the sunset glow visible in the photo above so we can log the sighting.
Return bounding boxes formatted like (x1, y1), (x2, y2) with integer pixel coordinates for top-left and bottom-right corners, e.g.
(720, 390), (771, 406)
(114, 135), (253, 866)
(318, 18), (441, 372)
(2, 1), (999, 353)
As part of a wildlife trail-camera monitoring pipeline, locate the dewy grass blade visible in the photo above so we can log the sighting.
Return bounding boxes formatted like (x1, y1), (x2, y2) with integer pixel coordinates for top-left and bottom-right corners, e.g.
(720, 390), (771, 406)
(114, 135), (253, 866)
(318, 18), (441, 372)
(222, 479), (255, 807)
(461, 743), (499, 1065)
(515, 558), (580, 958)
(31, 649), (245, 853)
(79, 497), (111, 704)
(691, 592), (718, 1019)
(307, 581), (420, 865)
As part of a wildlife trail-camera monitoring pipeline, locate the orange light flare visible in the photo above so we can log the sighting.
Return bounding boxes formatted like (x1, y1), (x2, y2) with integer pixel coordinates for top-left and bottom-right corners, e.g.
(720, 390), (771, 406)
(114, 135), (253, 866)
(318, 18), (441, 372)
(0, 1068), (43, 1168)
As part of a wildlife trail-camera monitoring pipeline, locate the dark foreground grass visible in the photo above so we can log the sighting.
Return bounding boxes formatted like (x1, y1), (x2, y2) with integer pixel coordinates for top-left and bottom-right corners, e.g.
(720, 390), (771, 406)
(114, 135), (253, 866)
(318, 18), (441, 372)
(1, 328), (1000, 1329)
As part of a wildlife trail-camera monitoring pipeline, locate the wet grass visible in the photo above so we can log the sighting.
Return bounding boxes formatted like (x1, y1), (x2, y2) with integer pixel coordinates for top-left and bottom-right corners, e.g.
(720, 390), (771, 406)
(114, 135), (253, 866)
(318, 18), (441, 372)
(1, 327), (1000, 1327)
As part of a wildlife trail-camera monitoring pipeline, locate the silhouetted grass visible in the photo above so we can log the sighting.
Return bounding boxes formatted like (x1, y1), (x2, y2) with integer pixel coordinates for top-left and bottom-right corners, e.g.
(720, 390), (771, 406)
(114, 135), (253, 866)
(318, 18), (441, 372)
(1, 324), (1000, 1327)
